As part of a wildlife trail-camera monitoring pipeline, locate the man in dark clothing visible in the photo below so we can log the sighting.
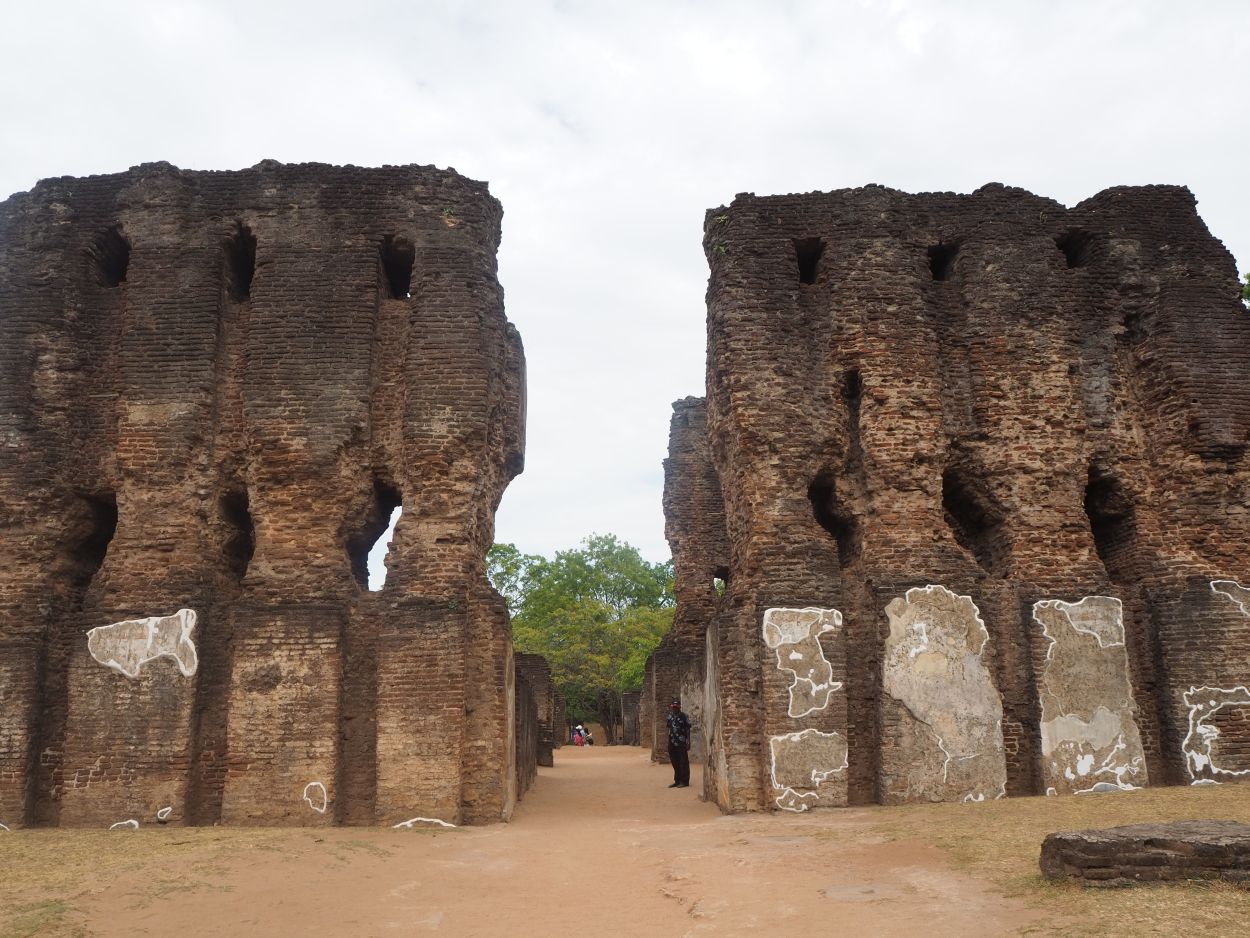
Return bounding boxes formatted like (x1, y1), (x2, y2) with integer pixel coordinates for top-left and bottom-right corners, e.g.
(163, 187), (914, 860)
(666, 698), (691, 788)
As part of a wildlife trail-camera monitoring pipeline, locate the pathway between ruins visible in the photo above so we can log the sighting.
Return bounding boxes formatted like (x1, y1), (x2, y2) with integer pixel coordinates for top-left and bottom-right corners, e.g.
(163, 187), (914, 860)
(54, 747), (1038, 937)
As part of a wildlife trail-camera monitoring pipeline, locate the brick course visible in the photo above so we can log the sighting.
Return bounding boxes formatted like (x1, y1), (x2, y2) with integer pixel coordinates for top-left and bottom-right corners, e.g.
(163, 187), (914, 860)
(660, 184), (1250, 812)
(0, 161), (530, 827)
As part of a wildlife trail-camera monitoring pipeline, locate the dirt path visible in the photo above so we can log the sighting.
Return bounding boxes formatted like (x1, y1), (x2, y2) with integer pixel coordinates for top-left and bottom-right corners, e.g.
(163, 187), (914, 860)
(28, 748), (1040, 937)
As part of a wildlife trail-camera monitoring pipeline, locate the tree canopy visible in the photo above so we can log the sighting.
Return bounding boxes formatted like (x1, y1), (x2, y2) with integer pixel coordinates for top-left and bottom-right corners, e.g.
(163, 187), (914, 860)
(487, 534), (674, 736)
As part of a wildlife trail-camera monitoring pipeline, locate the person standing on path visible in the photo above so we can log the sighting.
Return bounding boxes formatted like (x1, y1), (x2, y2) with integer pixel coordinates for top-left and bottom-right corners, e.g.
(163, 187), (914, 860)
(666, 699), (691, 788)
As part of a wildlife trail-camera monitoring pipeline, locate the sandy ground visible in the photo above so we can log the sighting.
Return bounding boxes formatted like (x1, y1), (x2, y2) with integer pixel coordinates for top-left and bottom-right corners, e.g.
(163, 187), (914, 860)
(4, 747), (1043, 938)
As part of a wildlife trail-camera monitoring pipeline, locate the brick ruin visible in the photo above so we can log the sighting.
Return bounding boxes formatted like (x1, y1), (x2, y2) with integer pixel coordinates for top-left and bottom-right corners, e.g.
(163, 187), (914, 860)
(649, 184), (1250, 812)
(0, 161), (558, 828)
(515, 653), (562, 768)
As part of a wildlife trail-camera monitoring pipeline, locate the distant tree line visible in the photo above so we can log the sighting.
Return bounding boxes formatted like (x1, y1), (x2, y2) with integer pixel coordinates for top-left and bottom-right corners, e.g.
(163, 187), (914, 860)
(487, 534), (673, 743)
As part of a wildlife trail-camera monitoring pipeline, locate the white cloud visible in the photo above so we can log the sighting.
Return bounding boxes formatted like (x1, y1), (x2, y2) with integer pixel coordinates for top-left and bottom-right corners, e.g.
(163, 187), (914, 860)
(2, 0), (1247, 563)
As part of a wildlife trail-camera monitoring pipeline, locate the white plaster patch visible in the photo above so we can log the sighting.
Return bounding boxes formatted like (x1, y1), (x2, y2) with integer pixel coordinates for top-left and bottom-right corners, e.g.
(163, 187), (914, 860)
(109, 819), (139, 830)
(1211, 579), (1250, 617)
(1077, 781), (1132, 795)
(882, 585), (1006, 803)
(1035, 596), (1126, 652)
(768, 728), (848, 811)
(762, 607), (843, 717)
(87, 608), (198, 679)
(1182, 686), (1250, 781)
(1033, 597), (1146, 795)
(393, 816), (457, 829)
(302, 781), (328, 814)
(156, 806), (172, 821)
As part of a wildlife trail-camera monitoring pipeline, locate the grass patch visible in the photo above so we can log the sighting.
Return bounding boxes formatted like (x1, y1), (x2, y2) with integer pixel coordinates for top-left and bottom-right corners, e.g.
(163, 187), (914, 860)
(0, 900), (85, 938)
(0, 828), (290, 936)
(867, 783), (1250, 937)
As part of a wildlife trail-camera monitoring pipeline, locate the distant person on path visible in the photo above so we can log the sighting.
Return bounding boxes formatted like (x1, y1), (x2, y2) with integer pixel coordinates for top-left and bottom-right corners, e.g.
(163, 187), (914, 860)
(666, 699), (691, 788)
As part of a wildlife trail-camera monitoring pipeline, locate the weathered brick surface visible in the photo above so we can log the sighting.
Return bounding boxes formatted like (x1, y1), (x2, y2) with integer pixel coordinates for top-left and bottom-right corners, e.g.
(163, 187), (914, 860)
(515, 653), (557, 767)
(1040, 820), (1250, 886)
(665, 184), (1250, 812)
(657, 398), (730, 775)
(514, 663), (538, 799)
(0, 161), (526, 827)
(621, 691), (640, 746)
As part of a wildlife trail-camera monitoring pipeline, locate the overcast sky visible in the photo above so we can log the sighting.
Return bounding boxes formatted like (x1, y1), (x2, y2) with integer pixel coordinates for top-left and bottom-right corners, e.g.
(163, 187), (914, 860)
(2, 1), (1247, 566)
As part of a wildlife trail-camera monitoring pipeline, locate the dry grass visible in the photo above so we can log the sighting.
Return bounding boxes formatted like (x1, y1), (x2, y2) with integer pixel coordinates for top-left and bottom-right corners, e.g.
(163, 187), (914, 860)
(2, 786), (1248, 937)
(868, 783), (1250, 937)
(0, 828), (294, 938)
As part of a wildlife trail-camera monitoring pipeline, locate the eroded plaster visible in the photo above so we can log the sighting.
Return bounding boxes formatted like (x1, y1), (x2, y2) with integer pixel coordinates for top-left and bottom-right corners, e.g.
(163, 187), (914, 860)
(1211, 579), (1250, 616)
(768, 728), (848, 812)
(881, 585), (1006, 803)
(1033, 596), (1146, 795)
(109, 819), (139, 830)
(302, 781), (328, 814)
(1183, 685), (1250, 781)
(86, 608), (198, 679)
(762, 607), (843, 717)
(392, 816), (457, 829)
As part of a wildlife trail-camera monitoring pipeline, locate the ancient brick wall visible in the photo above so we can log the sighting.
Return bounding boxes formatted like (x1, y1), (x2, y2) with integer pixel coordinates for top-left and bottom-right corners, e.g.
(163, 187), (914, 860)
(513, 665), (539, 799)
(0, 161), (526, 828)
(551, 691), (566, 750)
(638, 657), (655, 754)
(653, 398), (730, 773)
(515, 653), (557, 767)
(671, 183), (1250, 813)
(621, 691), (640, 745)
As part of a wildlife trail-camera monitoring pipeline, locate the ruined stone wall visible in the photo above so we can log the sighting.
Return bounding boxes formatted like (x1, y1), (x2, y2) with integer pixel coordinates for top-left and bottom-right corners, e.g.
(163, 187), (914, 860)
(552, 692), (566, 749)
(621, 691), (640, 746)
(0, 161), (526, 828)
(513, 666), (539, 799)
(638, 657), (655, 753)
(652, 398), (730, 772)
(515, 653), (556, 767)
(679, 183), (1250, 813)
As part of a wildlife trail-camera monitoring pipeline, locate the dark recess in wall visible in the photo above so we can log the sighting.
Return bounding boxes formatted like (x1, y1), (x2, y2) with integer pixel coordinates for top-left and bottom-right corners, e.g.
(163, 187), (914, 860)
(942, 468), (1009, 577)
(88, 227), (130, 287)
(220, 489), (255, 581)
(1055, 229), (1095, 269)
(347, 480), (403, 589)
(223, 222), (257, 301)
(1083, 465), (1138, 581)
(69, 493), (118, 589)
(927, 240), (961, 281)
(793, 237), (825, 285)
(380, 235), (415, 299)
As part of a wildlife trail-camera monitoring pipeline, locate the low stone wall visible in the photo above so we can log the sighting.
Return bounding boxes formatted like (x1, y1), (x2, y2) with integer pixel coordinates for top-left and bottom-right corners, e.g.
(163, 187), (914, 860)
(1040, 821), (1250, 887)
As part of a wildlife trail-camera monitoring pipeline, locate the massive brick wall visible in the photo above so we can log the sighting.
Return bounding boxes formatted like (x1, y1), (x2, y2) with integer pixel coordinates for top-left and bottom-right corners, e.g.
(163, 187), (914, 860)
(645, 399), (730, 786)
(515, 653), (557, 767)
(666, 183), (1250, 813)
(0, 161), (527, 828)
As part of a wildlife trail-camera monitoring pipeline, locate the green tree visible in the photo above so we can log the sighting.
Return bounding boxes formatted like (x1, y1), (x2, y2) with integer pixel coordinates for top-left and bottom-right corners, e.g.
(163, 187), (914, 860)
(487, 535), (674, 742)
(1242, 272), (1250, 304)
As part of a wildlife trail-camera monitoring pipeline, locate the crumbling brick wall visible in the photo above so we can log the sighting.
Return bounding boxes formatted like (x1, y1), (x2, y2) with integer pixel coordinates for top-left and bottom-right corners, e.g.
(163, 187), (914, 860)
(672, 183), (1250, 812)
(621, 691), (640, 745)
(0, 161), (526, 828)
(514, 666), (539, 799)
(515, 653), (557, 767)
(646, 399), (730, 783)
